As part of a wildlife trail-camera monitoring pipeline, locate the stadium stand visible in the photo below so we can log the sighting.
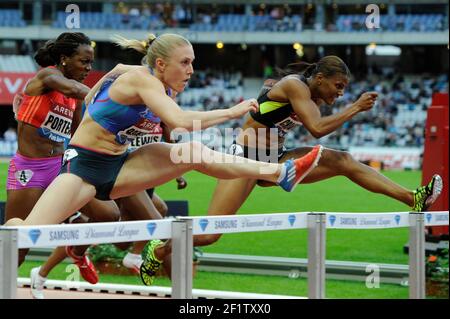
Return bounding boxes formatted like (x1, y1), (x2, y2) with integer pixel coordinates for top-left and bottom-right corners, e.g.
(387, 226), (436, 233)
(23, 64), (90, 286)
(0, 55), (37, 73)
(0, 9), (26, 27)
(335, 14), (446, 32)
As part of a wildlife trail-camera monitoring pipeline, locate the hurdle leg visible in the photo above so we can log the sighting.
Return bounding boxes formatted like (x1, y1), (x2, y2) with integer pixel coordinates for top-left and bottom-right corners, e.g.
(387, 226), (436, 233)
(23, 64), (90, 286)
(409, 212), (425, 299)
(171, 219), (193, 299)
(307, 213), (326, 299)
(0, 228), (18, 299)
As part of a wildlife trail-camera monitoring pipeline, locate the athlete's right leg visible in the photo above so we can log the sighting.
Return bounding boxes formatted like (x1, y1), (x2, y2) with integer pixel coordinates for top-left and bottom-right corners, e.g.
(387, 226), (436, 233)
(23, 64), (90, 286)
(65, 200), (121, 284)
(37, 247), (68, 278)
(139, 178), (257, 286)
(36, 199), (121, 292)
(5, 173), (96, 226)
(117, 191), (163, 252)
(30, 246), (68, 299)
(71, 199), (121, 256)
(32, 213), (89, 298)
(80, 199), (121, 223)
(110, 142), (322, 199)
(197, 178), (257, 246)
(151, 192), (168, 217)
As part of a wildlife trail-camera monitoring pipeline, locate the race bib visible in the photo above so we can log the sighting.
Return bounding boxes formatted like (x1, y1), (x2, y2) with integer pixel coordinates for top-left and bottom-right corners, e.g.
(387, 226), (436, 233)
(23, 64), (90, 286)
(62, 148), (79, 166)
(38, 104), (73, 143)
(274, 114), (302, 137)
(116, 125), (153, 145)
(116, 118), (163, 146)
(129, 133), (163, 150)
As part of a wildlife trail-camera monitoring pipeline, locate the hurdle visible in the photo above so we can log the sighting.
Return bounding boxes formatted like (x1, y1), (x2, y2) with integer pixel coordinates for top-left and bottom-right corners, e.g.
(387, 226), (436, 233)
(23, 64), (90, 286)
(179, 211), (449, 299)
(0, 218), (192, 299)
(1, 211), (449, 299)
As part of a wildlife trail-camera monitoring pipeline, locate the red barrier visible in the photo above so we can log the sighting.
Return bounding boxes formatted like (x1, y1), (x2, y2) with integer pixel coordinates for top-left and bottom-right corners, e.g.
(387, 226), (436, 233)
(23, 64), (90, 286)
(422, 93), (449, 238)
(0, 70), (106, 105)
(0, 72), (34, 105)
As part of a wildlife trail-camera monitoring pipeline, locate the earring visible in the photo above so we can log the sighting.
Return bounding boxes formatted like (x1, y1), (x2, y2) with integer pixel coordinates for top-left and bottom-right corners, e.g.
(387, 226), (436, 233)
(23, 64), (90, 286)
(62, 62), (66, 66)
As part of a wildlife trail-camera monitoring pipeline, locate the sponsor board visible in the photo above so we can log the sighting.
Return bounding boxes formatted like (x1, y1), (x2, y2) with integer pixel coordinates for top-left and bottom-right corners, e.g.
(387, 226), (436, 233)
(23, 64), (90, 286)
(15, 219), (172, 248)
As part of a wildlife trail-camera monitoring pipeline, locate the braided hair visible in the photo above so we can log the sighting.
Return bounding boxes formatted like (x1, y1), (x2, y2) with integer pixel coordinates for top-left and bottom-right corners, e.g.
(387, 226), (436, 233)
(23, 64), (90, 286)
(276, 55), (351, 79)
(34, 32), (91, 67)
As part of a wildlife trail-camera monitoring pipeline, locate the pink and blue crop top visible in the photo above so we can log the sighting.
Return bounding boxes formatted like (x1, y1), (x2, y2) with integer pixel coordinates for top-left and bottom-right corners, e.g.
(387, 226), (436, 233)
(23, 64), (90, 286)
(88, 75), (166, 145)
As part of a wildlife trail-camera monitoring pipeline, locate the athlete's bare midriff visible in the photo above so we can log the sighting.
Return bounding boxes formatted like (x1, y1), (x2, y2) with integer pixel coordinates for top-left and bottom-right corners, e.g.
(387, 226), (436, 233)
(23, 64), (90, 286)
(70, 113), (128, 155)
(236, 114), (285, 150)
(17, 122), (65, 158)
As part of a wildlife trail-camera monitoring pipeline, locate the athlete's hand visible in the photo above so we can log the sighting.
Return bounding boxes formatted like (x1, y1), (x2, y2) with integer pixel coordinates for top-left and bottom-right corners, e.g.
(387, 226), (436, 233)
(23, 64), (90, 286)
(229, 98), (259, 119)
(176, 176), (187, 190)
(354, 92), (378, 112)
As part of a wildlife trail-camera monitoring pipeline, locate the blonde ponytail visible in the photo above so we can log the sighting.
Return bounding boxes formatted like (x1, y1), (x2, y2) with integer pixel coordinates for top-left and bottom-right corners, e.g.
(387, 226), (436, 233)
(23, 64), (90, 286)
(112, 33), (192, 68)
(111, 34), (156, 55)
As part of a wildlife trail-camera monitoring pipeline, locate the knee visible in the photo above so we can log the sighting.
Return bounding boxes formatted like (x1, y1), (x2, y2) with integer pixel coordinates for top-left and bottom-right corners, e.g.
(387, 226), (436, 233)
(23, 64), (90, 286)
(4, 217), (23, 226)
(328, 149), (353, 168)
(83, 206), (120, 223)
(106, 209), (121, 222)
(156, 202), (168, 217)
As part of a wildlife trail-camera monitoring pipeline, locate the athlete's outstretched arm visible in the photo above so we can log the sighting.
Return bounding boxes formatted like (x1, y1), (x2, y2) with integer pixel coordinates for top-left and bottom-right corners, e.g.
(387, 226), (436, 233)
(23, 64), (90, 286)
(31, 68), (90, 99)
(283, 79), (378, 138)
(134, 71), (258, 131)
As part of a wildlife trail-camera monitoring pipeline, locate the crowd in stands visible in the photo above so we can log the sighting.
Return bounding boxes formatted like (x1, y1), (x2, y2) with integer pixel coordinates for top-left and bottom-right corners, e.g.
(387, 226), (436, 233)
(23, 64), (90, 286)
(177, 70), (244, 110)
(1, 6), (447, 32)
(333, 14), (446, 32)
(0, 9), (26, 27)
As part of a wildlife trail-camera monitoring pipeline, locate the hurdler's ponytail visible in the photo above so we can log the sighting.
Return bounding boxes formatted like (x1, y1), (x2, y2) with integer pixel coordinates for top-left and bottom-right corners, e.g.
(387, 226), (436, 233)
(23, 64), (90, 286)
(112, 33), (191, 69)
(276, 56), (350, 79)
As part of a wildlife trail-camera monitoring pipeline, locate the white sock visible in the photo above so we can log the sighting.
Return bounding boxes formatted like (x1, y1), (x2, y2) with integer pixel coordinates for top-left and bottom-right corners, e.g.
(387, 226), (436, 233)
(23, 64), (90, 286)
(35, 268), (47, 286)
(125, 252), (142, 262)
(276, 163), (287, 184)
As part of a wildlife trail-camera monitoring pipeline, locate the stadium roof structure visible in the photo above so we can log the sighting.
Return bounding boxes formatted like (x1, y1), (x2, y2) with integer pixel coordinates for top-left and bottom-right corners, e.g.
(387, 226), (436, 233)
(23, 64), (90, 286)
(0, 26), (447, 45)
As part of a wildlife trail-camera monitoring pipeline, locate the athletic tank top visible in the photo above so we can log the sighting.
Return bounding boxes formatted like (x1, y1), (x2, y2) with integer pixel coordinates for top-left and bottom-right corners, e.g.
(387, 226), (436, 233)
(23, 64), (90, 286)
(250, 75), (306, 138)
(16, 67), (77, 143)
(88, 74), (165, 146)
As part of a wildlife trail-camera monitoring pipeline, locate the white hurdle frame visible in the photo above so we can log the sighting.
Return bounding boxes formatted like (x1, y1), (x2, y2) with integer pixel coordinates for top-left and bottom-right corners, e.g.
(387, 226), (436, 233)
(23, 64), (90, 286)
(171, 219), (193, 299)
(409, 213), (426, 299)
(307, 213), (326, 299)
(0, 228), (18, 299)
(1, 211), (448, 299)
